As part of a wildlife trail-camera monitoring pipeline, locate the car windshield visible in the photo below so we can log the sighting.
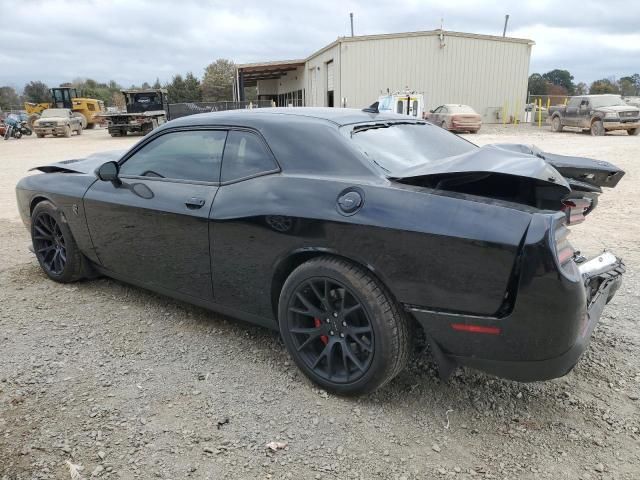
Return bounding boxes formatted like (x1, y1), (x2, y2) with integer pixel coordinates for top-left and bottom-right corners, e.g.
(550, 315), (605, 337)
(590, 96), (627, 108)
(348, 122), (476, 174)
(448, 105), (476, 113)
(42, 109), (68, 118)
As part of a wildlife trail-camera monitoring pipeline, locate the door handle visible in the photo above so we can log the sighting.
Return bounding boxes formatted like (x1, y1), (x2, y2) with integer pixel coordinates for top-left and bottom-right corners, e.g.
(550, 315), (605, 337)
(185, 197), (206, 209)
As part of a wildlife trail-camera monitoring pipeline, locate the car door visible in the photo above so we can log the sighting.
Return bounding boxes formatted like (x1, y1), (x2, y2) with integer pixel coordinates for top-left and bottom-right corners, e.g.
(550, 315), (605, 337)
(578, 98), (591, 128)
(564, 97), (581, 127)
(83, 128), (227, 300)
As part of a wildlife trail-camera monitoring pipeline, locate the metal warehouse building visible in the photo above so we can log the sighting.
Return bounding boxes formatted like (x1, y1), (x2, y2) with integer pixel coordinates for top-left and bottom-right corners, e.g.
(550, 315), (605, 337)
(235, 29), (534, 123)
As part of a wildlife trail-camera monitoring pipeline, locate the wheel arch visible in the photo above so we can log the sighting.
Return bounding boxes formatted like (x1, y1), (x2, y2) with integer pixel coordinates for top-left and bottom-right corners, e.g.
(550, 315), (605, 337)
(30, 195), (52, 215)
(270, 248), (398, 320)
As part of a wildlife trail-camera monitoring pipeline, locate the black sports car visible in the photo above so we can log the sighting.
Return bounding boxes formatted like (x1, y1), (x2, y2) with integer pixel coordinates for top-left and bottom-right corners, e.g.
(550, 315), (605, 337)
(16, 108), (625, 394)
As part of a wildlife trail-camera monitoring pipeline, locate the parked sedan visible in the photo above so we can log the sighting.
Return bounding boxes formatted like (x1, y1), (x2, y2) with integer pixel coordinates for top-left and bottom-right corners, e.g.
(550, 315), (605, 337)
(425, 104), (482, 133)
(16, 108), (624, 394)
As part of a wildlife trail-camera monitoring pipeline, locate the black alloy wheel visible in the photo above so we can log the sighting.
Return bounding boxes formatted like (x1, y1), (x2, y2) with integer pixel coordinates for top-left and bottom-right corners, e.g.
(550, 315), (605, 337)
(279, 256), (410, 395)
(33, 212), (67, 275)
(287, 277), (374, 384)
(30, 201), (92, 283)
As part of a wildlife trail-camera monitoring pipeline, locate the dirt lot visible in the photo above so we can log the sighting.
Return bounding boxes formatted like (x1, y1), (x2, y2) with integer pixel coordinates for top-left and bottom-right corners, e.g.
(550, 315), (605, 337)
(0, 126), (638, 480)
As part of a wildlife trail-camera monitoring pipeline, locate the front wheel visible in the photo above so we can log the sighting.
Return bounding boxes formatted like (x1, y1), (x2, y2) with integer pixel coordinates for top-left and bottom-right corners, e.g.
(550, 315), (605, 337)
(63, 125), (72, 138)
(628, 128), (639, 136)
(31, 201), (92, 283)
(551, 116), (563, 132)
(591, 119), (605, 136)
(278, 256), (410, 395)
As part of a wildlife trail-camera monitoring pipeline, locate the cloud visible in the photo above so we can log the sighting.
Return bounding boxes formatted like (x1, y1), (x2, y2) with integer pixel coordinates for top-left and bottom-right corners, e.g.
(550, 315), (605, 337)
(0, 0), (638, 90)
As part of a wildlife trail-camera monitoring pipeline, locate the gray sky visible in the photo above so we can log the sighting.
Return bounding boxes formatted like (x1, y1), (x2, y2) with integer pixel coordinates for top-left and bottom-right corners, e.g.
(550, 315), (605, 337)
(1, 0), (638, 91)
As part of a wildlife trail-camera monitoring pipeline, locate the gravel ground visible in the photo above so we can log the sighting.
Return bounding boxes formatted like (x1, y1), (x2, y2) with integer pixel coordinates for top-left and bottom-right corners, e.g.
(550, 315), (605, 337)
(0, 125), (638, 480)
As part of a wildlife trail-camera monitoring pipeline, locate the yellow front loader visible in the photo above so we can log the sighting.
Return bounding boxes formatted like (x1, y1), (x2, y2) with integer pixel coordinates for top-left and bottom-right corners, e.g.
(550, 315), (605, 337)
(25, 87), (105, 129)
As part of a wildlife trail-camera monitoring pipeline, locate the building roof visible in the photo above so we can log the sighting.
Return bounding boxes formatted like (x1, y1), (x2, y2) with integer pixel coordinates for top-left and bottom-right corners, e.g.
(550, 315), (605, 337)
(236, 59), (305, 87)
(236, 29), (534, 84)
(307, 29), (534, 60)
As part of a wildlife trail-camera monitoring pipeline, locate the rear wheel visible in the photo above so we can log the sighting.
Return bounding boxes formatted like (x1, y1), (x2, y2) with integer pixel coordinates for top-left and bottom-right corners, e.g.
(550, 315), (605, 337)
(36, 133), (45, 138)
(628, 128), (639, 136)
(591, 119), (605, 136)
(31, 201), (92, 283)
(278, 256), (410, 395)
(551, 116), (563, 132)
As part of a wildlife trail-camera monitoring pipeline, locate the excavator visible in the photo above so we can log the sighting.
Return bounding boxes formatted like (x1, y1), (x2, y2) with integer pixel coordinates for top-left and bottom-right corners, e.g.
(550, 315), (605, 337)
(25, 87), (105, 129)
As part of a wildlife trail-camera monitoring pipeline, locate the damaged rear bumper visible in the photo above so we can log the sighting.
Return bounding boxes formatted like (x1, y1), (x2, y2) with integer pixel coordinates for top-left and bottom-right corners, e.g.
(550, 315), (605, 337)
(410, 252), (624, 382)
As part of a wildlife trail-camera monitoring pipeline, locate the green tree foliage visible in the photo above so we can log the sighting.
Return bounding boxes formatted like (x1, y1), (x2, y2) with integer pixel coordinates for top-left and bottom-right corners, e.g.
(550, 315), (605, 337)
(589, 78), (620, 94)
(527, 73), (548, 95)
(167, 74), (187, 102)
(183, 72), (202, 102)
(23, 81), (50, 103)
(0, 86), (21, 110)
(574, 82), (588, 95)
(542, 69), (575, 95)
(619, 75), (640, 96)
(202, 59), (235, 102)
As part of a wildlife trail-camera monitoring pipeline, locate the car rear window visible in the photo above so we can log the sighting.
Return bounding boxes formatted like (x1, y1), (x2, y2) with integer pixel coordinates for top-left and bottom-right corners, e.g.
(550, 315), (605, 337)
(348, 122), (477, 174)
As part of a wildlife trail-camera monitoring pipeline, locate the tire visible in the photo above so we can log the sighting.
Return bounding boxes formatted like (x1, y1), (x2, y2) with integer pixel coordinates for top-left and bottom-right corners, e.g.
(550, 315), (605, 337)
(63, 125), (72, 138)
(31, 201), (91, 283)
(628, 128), (639, 136)
(551, 116), (563, 132)
(590, 119), (605, 136)
(36, 133), (45, 138)
(76, 126), (83, 135)
(86, 123), (96, 129)
(278, 256), (410, 395)
(13, 130), (22, 139)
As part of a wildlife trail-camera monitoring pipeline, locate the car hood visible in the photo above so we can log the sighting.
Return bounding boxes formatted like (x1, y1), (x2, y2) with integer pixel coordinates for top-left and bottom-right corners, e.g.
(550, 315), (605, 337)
(391, 143), (624, 191)
(35, 117), (66, 123)
(30, 150), (125, 174)
(595, 105), (639, 113)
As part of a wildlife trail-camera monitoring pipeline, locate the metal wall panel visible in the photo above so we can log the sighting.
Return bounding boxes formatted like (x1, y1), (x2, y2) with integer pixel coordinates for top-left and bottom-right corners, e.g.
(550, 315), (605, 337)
(311, 34), (531, 122)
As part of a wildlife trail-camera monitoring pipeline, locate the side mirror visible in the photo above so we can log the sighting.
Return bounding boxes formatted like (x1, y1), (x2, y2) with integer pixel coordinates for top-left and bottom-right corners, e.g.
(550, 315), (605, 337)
(429, 109), (434, 113)
(96, 161), (121, 185)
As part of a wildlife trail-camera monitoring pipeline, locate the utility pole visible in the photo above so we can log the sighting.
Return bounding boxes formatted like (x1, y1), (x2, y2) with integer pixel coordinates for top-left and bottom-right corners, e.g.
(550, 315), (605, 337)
(350, 12), (354, 37)
(503, 14), (509, 37)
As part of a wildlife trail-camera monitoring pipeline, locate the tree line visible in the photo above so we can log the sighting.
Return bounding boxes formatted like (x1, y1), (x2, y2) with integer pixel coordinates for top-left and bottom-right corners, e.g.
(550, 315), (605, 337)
(0, 58), (254, 110)
(528, 69), (640, 98)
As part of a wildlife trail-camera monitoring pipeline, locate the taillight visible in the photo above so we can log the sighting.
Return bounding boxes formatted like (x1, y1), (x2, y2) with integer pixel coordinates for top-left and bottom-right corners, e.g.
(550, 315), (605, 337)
(561, 198), (591, 225)
(554, 223), (576, 271)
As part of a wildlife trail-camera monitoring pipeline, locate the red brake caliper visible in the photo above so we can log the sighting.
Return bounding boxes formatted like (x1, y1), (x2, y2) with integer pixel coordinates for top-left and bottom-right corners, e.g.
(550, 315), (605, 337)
(314, 318), (329, 345)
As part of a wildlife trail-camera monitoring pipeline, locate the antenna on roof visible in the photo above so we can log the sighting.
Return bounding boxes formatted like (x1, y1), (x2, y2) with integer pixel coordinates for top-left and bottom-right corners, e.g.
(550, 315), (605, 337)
(362, 101), (379, 114)
(503, 14), (510, 37)
(350, 12), (354, 37)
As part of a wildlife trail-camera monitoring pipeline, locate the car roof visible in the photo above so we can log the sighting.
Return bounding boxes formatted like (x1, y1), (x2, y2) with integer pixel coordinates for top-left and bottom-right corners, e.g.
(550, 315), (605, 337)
(166, 107), (411, 128)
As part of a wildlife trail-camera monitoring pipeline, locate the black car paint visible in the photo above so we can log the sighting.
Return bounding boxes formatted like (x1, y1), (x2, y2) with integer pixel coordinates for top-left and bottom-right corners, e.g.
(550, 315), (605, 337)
(16, 108), (623, 382)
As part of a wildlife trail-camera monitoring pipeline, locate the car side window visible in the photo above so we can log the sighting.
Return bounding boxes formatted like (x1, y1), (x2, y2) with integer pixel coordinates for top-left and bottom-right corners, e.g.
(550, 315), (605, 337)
(221, 130), (278, 183)
(433, 106), (442, 113)
(567, 97), (580, 108)
(119, 130), (227, 183)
